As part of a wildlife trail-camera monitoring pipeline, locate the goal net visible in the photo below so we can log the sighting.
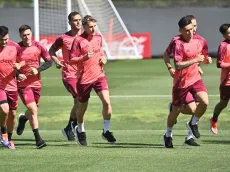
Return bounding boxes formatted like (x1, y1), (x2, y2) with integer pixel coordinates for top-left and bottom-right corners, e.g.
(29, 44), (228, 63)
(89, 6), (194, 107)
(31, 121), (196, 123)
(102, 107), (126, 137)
(35, 0), (140, 59)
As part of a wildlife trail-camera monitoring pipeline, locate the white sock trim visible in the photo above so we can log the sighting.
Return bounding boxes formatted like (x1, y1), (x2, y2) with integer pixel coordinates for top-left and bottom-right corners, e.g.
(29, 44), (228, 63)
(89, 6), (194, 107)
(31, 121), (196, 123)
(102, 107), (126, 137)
(103, 120), (110, 133)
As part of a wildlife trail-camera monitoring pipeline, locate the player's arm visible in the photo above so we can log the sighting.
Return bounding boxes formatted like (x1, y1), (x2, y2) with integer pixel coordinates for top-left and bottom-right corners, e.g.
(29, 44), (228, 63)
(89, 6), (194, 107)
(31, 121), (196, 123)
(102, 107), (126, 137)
(14, 44), (26, 70)
(173, 43), (204, 69)
(37, 60), (53, 72)
(163, 51), (175, 77)
(30, 60), (53, 75)
(31, 44), (53, 75)
(38, 44), (53, 72)
(15, 70), (27, 82)
(49, 47), (63, 68)
(201, 39), (212, 64)
(49, 37), (64, 68)
(69, 38), (92, 65)
(163, 39), (176, 77)
(198, 64), (204, 75)
(217, 44), (230, 68)
(175, 55), (204, 69)
(14, 60), (26, 70)
(98, 36), (107, 66)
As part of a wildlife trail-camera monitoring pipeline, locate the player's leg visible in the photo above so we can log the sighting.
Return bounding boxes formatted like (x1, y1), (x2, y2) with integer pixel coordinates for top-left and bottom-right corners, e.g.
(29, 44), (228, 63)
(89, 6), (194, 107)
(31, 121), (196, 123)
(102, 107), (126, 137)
(164, 105), (180, 148)
(180, 92), (197, 115)
(62, 78), (78, 141)
(94, 76), (116, 143)
(210, 86), (230, 134)
(29, 87), (46, 149)
(73, 82), (92, 146)
(16, 87), (29, 136)
(178, 92), (199, 146)
(17, 87), (46, 149)
(0, 90), (10, 147)
(5, 90), (18, 149)
(171, 92), (196, 124)
(26, 102), (46, 149)
(182, 101), (200, 146)
(164, 86), (188, 148)
(6, 110), (16, 149)
(187, 80), (208, 139)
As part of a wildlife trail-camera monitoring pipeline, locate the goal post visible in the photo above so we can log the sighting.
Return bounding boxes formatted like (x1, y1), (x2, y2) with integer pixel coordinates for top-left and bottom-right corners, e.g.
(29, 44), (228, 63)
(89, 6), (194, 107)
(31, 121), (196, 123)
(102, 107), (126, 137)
(34, 0), (141, 59)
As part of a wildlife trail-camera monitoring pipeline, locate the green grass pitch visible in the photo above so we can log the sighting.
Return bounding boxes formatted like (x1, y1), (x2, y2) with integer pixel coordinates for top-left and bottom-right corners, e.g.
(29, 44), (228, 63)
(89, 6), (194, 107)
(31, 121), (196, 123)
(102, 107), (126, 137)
(1, 59), (230, 172)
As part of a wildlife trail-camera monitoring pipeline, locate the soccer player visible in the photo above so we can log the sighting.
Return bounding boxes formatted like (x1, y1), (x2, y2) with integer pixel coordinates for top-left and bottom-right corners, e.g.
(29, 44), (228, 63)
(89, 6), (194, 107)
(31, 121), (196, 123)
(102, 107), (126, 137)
(163, 16), (211, 148)
(49, 12), (82, 141)
(163, 15), (205, 78)
(163, 15), (211, 146)
(15, 25), (52, 149)
(0, 26), (24, 149)
(210, 23), (230, 135)
(164, 15), (209, 115)
(70, 15), (116, 146)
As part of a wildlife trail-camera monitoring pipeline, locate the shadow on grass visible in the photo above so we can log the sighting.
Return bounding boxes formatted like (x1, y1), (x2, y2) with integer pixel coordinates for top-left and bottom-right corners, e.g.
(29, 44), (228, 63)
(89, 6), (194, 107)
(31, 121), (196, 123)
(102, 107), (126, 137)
(91, 142), (164, 148)
(202, 140), (230, 145)
(14, 138), (67, 143)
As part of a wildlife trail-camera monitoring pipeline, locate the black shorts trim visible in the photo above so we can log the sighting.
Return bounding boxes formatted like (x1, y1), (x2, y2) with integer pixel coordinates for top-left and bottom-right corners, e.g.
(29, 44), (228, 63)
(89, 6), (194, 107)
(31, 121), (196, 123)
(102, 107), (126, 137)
(184, 100), (195, 106)
(0, 100), (8, 105)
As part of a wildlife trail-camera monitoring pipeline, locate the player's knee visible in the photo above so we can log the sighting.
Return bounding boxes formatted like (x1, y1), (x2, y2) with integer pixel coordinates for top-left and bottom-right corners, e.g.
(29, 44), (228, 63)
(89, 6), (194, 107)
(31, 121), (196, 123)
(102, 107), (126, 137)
(27, 104), (38, 115)
(9, 110), (16, 118)
(78, 102), (88, 112)
(102, 100), (111, 109)
(0, 104), (9, 115)
(189, 108), (196, 114)
(200, 98), (209, 106)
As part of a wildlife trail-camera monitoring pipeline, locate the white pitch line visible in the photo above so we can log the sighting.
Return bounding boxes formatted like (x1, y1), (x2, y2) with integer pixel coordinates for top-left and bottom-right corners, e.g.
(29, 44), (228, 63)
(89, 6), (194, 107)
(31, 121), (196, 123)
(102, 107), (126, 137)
(42, 75), (165, 79)
(42, 94), (220, 98)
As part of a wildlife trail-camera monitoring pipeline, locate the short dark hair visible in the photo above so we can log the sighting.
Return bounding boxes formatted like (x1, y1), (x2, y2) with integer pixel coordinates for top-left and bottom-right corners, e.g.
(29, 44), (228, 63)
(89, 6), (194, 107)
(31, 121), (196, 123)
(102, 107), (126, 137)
(219, 23), (230, 35)
(0, 26), (9, 37)
(68, 11), (80, 22)
(82, 15), (97, 26)
(178, 16), (192, 29)
(185, 15), (196, 20)
(19, 25), (31, 34)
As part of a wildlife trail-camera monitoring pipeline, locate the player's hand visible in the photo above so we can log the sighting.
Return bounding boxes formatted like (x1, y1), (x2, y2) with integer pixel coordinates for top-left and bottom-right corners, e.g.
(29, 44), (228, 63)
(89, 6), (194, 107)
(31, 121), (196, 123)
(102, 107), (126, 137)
(56, 60), (64, 69)
(198, 66), (204, 75)
(207, 57), (212, 64)
(203, 56), (212, 64)
(13, 63), (22, 70)
(53, 58), (64, 69)
(18, 74), (27, 82)
(85, 52), (93, 59)
(99, 56), (107, 66)
(196, 53), (205, 63)
(169, 68), (175, 78)
(30, 67), (38, 75)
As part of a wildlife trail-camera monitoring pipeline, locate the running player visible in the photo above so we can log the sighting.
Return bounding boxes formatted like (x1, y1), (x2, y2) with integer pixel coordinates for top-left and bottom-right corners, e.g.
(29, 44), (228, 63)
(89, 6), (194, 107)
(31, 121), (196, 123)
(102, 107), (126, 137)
(70, 15), (116, 146)
(0, 26), (25, 149)
(15, 25), (52, 149)
(163, 15), (211, 146)
(210, 23), (230, 135)
(163, 16), (211, 148)
(49, 12), (82, 141)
